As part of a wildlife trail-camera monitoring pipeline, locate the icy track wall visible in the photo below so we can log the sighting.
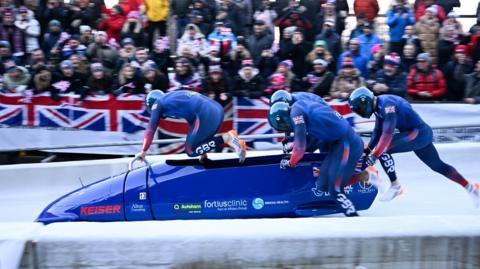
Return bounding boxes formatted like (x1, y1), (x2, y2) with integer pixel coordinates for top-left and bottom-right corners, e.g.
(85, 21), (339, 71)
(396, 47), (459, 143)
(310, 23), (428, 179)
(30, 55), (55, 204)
(1, 145), (480, 269)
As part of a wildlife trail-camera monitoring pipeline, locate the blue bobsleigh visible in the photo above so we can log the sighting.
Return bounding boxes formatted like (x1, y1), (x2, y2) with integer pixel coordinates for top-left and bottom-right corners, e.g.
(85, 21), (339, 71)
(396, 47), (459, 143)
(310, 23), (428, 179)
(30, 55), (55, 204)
(36, 153), (378, 224)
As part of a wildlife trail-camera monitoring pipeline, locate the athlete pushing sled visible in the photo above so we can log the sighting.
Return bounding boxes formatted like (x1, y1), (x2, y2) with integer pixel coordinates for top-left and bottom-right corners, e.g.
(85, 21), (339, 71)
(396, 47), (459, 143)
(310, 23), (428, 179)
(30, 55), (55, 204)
(136, 90), (247, 163)
(349, 87), (480, 206)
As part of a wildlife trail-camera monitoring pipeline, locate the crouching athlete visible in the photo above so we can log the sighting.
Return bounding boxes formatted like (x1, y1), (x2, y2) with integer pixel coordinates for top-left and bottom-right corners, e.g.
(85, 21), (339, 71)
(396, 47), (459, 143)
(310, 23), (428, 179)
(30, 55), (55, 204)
(349, 87), (480, 205)
(136, 90), (247, 163)
(269, 95), (364, 216)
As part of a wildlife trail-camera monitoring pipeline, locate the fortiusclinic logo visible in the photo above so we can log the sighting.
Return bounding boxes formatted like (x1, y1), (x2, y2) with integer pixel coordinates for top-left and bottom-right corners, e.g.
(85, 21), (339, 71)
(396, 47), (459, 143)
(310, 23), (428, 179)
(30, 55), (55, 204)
(204, 199), (248, 211)
(252, 198), (265, 210)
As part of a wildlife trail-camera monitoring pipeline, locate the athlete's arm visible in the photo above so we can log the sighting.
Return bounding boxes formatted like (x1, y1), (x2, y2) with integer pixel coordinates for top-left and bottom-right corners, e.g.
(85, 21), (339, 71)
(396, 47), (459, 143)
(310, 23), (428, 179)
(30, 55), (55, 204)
(142, 100), (163, 151)
(367, 116), (382, 152)
(289, 107), (307, 167)
(372, 105), (397, 157)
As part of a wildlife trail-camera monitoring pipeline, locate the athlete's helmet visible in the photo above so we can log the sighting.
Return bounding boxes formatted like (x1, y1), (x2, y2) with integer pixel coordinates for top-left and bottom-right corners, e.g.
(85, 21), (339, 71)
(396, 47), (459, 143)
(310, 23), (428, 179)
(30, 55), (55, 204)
(268, 102), (293, 132)
(348, 87), (375, 118)
(145, 90), (164, 113)
(269, 90), (293, 106)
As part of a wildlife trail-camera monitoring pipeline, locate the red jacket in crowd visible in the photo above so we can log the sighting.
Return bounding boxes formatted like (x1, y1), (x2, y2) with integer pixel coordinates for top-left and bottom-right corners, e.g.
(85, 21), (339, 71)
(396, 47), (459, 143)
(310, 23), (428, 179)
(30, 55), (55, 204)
(99, 12), (126, 42)
(407, 67), (446, 100)
(353, 0), (379, 22)
(414, 4), (446, 22)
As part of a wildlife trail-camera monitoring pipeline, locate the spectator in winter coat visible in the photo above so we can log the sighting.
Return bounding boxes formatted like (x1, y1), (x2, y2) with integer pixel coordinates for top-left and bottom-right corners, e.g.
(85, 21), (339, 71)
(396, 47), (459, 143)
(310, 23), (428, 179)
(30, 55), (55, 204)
(79, 62), (115, 100)
(150, 37), (174, 75)
(30, 64), (54, 97)
(51, 60), (87, 96)
(442, 11), (464, 37)
(144, 0), (169, 49)
(248, 20), (274, 62)
(401, 44), (418, 72)
(177, 24), (209, 58)
(275, 0), (313, 37)
(66, 0), (101, 34)
(143, 65), (169, 93)
(370, 53), (407, 97)
(217, 0), (244, 36)
(349, 13), (367, 40)
(253, 0), (278, 34)
(79, 25), (94, 47)
(3, 65), (31, 93)
(387, 2), (415, 55)
(0, 41), (19, 75)
(207, 22), (237, 57)
(26, 48), (46, 72)
(38, 0), (66, 34)
(61, 36), (87, 60)
(280, 28), (311, 77)
(353, 0), (379, 23)
(189, 10), (210, 36)
(357, 22), (383, 62)
(407, 52), (446, 100)
(437, 25), (460, 70)
(168, 57), (201, 92)
(114, 62), (145, 95)
(399, 25), (423, 57)
(315, 19), (342, 62)
(0, 8), (25, 58)
(274, 59), (302, 91)
(99, 5), (126, 43)
(14, 6), (40, 54)
(314, 0), (345, 37)
(442, 45), (474, 101)
(367, 44), (386, 80)
(232, 59), (265, 98)
(464, 60), (480, 104)
(226, 37), (251, 78)
(330, 57), (365, 99)
(86, 31), (118, 75)
(120, 11), (145, 47)
(264, 73), (290, 97)
(337, 38), (368, 78)
(171, 0), (192, 39)
(414, 6), (440, 64)
(415, 1), (445, 22)
(129, 47), (158, 74)
(256, 45), (279, 79)
(201, 65), (231, 106)
(305, 40), (334, 72)
(302, 58), (334, 97)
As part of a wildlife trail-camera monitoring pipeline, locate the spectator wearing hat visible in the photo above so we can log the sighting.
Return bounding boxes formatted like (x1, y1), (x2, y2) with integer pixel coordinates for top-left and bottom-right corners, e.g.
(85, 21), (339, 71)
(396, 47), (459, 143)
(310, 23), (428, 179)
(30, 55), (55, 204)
(264, 73), (290, 97)
(171, 0), (193, 39)
(114, 63), (145, 95)
(314, 0), (346, 37)
(280, 27), (311, 78)
(68, 53), (90, 75)
(86, 31), (118, 76)
(370, 53), (407, 97)
(168, 57), (201, 92)
(387, 2), (415, 55)
(330, 56), (365, 99)
(38, 0), (66, 34)
(177, 24), (209, 58)
(353, 0), (379, 23)
(143, 64), (169, 93)
(248, 19), (274, 62)
(367, 43), (386, 80)
(315, 18), (342, 61)
(200, 45), (223, 75)
(399, 25), (423, 57)
(414, 6), (440, 64)
(437, 25), (460, 70)
(26, 48), (46, 72)
(442, 11), (464, 37)
(61, 36), (87, 60)
(30, 64), (54, 97)
(115, 37), (136, 70)
(442, 45), (474, 101)
(349, 13), (368, 40)
(3, 65), (31, 93)
(42, 19), (68, 59)
(65, 0), (101, 34)
(337, 38), (368, 78)
(357, 22), (383, 61)
(80, 62), (115, 100)
(120, 11), (144, 47)
(226, 36), (251, 78)
(189, 10), (210, 36)
(0, 41), (20, 75)
(217, 0), (246, 36)
(407, 52), (446, 100)
(275, 0), (312, 38)
(207, 22), (238, 57)
(302, 58), (334, 97)
(232, 59), (265, 98)
(253, 0), (278, 34)
(305, 40), (334, 72)
(256, 44), (279, 79)
(464, 60), (480, 104)
(202, 65), (231, 105)
(415, 1), (445, 22)
(401, 44), (419, 72)
(99, 5), (126, 43)
(144, 0), (169, 49)
(274, 59), (301, 91)
(14, 6), (40, 54)
(79, 25), (93, 46)
(150, 37), (173, 75)
(130, 47), (158, 73)
(51, 59), (87, 96)
(191, 0), (216, 32)
(0, 8), (25, 58)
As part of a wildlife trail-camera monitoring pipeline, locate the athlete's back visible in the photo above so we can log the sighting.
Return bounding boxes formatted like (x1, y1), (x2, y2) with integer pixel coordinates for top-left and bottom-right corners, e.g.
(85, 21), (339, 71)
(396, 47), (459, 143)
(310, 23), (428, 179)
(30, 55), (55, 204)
(376, 95), (426, 131)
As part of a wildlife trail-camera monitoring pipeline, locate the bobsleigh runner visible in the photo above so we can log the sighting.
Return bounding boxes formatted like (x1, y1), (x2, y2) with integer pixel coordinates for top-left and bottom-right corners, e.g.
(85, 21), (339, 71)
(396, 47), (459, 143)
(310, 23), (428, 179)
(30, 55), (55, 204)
(37, 151), (379, 224)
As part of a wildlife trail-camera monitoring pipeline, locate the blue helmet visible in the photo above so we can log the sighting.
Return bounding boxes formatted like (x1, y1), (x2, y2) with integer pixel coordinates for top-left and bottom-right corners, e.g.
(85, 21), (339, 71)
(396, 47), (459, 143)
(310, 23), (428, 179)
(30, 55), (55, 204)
(268, 102), (293, 132)
(348, 87), (375, 118)
(145, 90), (164, 113)
(270, 90), (293, 106)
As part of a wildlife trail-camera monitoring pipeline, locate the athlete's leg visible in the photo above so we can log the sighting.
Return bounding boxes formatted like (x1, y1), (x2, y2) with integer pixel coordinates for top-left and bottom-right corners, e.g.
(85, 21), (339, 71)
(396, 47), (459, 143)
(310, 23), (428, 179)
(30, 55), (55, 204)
(184, 105), (224, 158)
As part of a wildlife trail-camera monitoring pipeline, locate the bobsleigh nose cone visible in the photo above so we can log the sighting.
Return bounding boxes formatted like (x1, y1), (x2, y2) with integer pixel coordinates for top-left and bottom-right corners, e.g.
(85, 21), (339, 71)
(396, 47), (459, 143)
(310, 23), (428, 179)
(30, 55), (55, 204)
(36, 206), (79, 224)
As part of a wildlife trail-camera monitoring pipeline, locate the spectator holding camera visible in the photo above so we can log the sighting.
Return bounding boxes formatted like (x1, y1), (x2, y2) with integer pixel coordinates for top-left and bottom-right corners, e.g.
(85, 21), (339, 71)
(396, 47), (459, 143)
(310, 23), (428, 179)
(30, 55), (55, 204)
(226, 37), (251, 78)
(387, 0), (415, 55)
(407, 52), (446, 101)
(314, 0), (345, 37)
(443, 45), (473, 101)
(464, 60), (480, 104)
(370, 53), (407, 97)
(302, 58), (334, 97)
(120, 11), (145, 47)
(275, 0), (312, 37)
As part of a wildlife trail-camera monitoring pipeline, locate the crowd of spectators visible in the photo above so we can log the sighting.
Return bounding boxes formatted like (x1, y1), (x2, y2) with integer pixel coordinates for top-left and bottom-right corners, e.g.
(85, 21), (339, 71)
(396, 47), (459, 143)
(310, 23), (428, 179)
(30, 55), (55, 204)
(1, 0), (480, 105)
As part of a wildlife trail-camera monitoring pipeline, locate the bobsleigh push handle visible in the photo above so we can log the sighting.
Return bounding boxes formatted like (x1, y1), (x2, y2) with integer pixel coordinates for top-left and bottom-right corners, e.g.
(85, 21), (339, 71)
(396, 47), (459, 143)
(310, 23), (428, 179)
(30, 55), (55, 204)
(128, 156), (150, 171)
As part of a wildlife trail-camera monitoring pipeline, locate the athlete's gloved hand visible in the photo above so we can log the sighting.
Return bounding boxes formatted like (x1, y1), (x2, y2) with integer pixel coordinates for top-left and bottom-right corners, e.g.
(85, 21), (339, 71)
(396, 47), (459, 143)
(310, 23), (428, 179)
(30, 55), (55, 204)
(355, 158), (368, 173)
(363, 154), (377, 167)
(134, 150), (146, 162)
(280, 158), (292, 169)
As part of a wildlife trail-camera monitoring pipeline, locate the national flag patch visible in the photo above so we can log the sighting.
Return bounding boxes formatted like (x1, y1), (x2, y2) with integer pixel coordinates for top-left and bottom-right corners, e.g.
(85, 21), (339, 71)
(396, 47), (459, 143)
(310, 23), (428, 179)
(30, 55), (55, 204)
(292, 115), (305, 125)
(385, 106), (396, 113)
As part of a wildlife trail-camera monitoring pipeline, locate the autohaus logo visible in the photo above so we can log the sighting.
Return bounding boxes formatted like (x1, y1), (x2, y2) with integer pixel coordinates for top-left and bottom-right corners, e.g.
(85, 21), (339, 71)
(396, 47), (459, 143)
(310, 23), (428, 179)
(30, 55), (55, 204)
(252, 198), (264, 210)
(204, 199), (248, 211)
(173, 203), (202, 214)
